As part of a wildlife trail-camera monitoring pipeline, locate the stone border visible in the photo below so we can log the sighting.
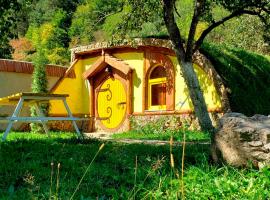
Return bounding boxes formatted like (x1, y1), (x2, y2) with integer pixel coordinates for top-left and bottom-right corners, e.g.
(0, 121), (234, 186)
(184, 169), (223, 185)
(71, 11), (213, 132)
(70, 38), (173, 62)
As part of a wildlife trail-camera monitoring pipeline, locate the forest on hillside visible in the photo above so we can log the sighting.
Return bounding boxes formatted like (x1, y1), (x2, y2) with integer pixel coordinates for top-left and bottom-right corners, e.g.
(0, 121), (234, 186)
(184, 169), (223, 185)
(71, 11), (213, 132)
(0, 0), (269, 65)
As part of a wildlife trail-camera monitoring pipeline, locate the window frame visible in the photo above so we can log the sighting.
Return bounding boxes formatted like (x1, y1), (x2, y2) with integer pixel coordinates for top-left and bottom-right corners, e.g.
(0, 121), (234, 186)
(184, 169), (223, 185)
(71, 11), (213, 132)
(148, 73), (167, 111)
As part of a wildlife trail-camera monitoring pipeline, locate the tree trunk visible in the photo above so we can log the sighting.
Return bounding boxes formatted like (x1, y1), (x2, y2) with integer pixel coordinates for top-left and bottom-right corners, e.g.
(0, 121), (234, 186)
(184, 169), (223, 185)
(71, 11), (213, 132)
(180, 61), (219, 162)
(180, 61), (215, 137)
(162, 0), (215, 138)
(162, 0), (217, 161)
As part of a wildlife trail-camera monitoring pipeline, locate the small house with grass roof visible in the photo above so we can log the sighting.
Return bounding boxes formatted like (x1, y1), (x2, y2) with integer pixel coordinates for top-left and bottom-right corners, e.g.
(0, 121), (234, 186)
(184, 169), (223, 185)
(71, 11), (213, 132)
(50, 38), (229, 133)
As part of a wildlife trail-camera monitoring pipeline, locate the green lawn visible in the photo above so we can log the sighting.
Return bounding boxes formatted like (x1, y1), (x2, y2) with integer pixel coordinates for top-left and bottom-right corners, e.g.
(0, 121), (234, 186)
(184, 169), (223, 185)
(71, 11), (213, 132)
(0, 131), (75, 141)
(0, 132), (269, 199)
(112, 129), (210, 142)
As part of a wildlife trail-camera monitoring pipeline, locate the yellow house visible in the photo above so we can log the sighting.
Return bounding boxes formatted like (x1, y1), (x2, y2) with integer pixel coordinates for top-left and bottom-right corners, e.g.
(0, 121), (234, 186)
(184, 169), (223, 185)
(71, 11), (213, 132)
(50, 39), (229, 132)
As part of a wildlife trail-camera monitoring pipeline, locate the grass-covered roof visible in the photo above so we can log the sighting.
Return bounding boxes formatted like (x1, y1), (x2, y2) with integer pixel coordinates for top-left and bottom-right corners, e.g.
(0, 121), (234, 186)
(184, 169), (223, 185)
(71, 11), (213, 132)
(201, 43), (270, 116)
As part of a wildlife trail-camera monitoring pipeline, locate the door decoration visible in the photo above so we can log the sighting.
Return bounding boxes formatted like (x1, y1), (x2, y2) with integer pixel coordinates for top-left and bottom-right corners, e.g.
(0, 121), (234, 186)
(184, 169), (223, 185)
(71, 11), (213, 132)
(97, 78), (126, 129)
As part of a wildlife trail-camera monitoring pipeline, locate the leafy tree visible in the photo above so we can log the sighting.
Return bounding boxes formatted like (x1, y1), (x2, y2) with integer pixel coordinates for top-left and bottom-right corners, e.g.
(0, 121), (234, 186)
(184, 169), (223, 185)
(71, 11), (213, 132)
(26, 9), (70, 65)
(69, 0), (124, 46)
(208, 14), (269, 54)
(0, 0), (35, 58)
(19, 0), (82, 64)
(117, 0), (270, 148)
(9, 37), (34, 61)
(31, 49), (48, 94)
(0, 0), (21, 58)
(31, 50), (49, 132)
(30, 47), (49, 133)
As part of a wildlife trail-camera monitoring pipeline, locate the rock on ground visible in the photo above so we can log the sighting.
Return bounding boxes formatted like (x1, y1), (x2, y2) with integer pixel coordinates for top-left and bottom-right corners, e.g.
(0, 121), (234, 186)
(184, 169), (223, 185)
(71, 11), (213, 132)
(215, 112), (270, 168)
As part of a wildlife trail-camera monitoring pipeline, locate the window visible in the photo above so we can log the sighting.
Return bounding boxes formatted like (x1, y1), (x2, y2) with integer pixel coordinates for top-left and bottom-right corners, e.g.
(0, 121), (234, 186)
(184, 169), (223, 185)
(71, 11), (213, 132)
(148, 66), (167, 110)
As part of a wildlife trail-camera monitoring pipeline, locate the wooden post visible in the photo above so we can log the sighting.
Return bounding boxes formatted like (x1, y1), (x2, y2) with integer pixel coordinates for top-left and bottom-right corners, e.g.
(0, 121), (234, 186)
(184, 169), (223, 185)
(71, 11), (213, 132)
(127, 71), (133, 130)
(142, 50), (148, 113)
(89, 78), (95, 132)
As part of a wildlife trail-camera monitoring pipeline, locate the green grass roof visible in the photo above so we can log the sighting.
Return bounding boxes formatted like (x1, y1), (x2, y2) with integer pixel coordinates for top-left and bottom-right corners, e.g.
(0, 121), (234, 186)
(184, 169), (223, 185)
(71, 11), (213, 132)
(201, 43), (270, 116)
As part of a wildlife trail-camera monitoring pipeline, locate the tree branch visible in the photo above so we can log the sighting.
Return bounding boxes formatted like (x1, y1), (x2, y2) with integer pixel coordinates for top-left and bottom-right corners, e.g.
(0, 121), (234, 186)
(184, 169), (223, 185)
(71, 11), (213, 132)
(185, 0), (204, 62)
(162, 0), (186, 61)
(174, 1), (181, 18)
(193, 9), (264, 52)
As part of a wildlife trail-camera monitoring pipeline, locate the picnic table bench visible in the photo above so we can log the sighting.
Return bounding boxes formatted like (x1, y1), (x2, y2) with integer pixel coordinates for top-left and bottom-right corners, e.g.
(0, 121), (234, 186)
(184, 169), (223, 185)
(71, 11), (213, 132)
(0, 92), (83, 141)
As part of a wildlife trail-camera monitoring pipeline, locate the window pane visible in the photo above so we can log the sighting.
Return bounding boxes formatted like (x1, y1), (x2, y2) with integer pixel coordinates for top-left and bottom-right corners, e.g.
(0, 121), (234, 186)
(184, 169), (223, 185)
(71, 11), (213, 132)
(151, 83), (166, 106)
(150, 66), (166, 79)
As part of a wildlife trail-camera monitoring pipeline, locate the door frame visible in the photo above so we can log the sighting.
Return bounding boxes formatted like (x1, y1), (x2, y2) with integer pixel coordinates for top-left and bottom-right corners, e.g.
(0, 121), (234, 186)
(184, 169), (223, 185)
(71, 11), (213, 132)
(94, 70), (128, 132)
(88, 66), (133, 132)
(83, 54), (133, 132)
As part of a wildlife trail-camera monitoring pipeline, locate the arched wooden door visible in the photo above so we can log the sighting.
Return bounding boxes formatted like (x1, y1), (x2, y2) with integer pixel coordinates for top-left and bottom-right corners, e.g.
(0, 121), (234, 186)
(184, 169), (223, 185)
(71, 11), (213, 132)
(96, 77), (127, 130)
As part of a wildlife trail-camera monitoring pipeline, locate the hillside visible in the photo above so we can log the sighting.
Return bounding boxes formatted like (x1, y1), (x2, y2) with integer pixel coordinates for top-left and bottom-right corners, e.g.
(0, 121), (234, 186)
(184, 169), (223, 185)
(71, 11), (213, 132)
(201, 43), (270, 116)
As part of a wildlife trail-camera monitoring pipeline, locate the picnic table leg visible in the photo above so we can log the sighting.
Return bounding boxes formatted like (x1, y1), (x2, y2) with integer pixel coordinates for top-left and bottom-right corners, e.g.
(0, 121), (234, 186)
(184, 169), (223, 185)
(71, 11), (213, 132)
(62, 99), (82, 138)
(2, 98), (24, 141)
(34, 103), (50, 137)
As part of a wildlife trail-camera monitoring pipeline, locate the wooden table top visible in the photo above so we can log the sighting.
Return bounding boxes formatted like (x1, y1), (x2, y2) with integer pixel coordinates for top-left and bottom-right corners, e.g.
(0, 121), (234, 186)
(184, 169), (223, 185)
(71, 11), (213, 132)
(0, 92), (69, 105)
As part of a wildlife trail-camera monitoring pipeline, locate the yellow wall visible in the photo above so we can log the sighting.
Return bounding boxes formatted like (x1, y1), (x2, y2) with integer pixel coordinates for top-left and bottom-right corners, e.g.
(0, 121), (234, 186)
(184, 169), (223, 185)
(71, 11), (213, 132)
(50, 51), (221, 116)
(169, 56), (221, 111)
(113, 53), (144, 113)
(82, 57), (100, 71)
(50, 58), (98, 115)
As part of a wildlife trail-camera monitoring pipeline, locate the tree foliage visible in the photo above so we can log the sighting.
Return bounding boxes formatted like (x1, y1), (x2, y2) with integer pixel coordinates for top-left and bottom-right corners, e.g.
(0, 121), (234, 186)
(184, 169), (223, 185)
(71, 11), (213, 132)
(69, 0), (124, 45)
(1, 0), (268, 61)
(31, 49), (48, 94)
(208, 14), (269, 54)
(9, 37), (34, 61)
(26, 1), (77, 64)
(30, 47), (49, 133)
(0, 0), (21, 58)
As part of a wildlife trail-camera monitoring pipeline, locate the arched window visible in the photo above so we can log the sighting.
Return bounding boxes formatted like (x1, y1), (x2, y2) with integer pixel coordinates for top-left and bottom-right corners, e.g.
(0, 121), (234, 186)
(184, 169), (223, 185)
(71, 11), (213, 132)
(148, 66), (167, 110)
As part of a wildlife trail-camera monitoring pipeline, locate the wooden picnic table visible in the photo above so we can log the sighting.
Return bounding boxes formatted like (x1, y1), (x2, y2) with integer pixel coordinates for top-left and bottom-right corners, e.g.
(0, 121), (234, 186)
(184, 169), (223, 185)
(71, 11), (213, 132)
(0, 92), (82, 141)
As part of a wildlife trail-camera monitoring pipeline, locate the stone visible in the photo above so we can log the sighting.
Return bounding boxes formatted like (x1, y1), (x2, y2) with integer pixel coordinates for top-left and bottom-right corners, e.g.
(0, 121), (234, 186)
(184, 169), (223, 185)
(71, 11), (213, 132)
(260, 129), (270, 144)
(215, 112), (270, 168)
(248, 141), (263, 147)
(263, 143), (270, 151)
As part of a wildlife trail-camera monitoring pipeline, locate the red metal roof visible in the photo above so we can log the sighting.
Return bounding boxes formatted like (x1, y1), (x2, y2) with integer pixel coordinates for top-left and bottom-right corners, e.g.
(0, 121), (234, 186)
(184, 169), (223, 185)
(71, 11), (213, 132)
(0, 59), (75, 78)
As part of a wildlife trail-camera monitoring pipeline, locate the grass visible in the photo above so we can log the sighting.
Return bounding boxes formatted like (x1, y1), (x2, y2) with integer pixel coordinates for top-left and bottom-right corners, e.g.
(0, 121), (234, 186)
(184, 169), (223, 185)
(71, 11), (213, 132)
(201, 43), (270, 116)
(113, 116), (210, 142)
(0, 132), (270, 199)
(0, 131), (75, 141)
(112, 129), (210, 142)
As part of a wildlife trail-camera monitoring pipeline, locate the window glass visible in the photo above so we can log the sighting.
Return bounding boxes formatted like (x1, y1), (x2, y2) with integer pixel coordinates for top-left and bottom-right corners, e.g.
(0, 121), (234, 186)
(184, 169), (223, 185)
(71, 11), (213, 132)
(148, 66), (167, 110)
(150, 66), (167, 79)
(151, 83), (166, 106)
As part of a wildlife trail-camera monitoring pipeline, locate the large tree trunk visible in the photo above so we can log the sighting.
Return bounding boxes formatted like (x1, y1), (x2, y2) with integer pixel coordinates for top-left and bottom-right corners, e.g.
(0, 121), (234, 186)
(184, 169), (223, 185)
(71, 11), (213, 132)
(162, 0), (215, 136)
(181, 61), (215, 134)
(180, 60), (218, 161)
(162, 0), (217, 161)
